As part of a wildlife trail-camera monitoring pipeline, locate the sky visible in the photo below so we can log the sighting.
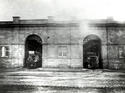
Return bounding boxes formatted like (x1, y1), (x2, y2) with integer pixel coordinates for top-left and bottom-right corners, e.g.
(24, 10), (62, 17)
(0, 0), (125, 21)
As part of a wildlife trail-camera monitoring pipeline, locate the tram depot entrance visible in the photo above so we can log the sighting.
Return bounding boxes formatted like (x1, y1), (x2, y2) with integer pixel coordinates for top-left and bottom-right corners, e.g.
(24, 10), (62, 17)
(24, 35), (42, 69)
(83, 35), (103, 69)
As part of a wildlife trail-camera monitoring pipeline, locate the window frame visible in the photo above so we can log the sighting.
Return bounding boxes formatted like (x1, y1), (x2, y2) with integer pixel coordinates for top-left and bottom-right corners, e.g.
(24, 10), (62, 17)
(118, 46), (125, 58)
(1, 46), (9, 58)
(58, 46), (68, 58)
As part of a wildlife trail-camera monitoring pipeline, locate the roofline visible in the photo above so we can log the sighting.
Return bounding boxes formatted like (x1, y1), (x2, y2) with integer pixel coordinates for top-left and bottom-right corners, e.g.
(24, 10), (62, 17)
(0, 23), (79, 28)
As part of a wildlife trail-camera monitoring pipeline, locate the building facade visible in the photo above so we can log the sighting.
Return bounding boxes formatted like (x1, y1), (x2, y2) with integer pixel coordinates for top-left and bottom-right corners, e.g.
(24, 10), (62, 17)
(0, 16), (125, 70)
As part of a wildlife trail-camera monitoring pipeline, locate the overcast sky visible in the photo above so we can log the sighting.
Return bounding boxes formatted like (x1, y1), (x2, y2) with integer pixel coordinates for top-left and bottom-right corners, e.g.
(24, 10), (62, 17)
(0, 0), (125, 21)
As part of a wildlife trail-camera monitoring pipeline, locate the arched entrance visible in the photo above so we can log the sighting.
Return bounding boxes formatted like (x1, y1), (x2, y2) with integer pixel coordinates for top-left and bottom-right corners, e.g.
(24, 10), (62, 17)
(83, 35), (103, 69)
(24, 35), (42, 68)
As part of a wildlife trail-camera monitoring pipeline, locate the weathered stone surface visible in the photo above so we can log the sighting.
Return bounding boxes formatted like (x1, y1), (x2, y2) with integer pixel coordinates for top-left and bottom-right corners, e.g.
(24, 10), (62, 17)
(0, 17), (124, 69)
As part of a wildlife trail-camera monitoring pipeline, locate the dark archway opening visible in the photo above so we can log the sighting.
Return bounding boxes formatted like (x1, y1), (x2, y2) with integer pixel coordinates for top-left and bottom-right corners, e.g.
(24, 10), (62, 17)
(24, 35), (42, 68)
(83, 35), (103, 69)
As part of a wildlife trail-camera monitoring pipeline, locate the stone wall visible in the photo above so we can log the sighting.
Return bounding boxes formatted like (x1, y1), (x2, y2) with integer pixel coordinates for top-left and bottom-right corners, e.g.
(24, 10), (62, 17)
(0, 18), (124, 70)
(107, 27), (125, 69)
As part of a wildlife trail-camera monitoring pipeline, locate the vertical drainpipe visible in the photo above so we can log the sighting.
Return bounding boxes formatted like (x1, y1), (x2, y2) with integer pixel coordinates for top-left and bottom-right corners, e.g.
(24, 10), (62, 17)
(106, 25), (109, 69)
(69, 24), (71, 68)
(46, 23), (48, 68)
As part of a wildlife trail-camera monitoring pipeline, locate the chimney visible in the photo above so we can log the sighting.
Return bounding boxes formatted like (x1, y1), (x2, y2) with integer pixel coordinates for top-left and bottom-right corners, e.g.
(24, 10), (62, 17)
(13, 16), (20, 23)
(106, 17), (114, 23)
(48, 16), (54, 22)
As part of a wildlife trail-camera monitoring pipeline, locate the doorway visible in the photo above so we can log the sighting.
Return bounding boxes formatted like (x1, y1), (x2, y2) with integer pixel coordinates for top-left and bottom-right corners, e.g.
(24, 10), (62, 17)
(24, 35), (42, 68)
(83, 35), (103, 69)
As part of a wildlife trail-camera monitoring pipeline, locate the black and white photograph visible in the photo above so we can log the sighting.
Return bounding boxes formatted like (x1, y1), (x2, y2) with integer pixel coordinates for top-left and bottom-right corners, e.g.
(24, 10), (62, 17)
(0, 0), (125, 93)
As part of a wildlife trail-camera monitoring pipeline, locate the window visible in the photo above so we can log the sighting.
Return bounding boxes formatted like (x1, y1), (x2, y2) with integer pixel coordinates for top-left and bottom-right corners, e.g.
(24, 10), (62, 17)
(119, 47), (125, 58)
(1, 46), (9, 57)
(58, 46), (68, 57)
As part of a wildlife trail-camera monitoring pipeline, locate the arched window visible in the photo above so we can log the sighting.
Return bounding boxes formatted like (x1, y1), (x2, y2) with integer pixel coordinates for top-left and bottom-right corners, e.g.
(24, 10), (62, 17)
(1, 46), (9, 57)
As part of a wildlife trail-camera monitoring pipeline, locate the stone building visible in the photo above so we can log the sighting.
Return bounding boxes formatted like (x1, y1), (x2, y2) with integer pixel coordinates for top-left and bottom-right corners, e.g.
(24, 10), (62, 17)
(0, 16), (125, 70)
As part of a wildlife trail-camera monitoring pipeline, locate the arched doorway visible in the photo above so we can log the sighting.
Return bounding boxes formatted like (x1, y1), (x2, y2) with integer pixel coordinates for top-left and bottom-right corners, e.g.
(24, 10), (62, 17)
(24, 35), (42, 68)
(83, 35), (103, 69)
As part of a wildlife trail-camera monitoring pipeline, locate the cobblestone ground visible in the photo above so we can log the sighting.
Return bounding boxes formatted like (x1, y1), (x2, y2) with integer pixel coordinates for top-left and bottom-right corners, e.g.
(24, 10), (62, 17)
(0, 85), (125, 93)
(0, 68), (125, 93)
